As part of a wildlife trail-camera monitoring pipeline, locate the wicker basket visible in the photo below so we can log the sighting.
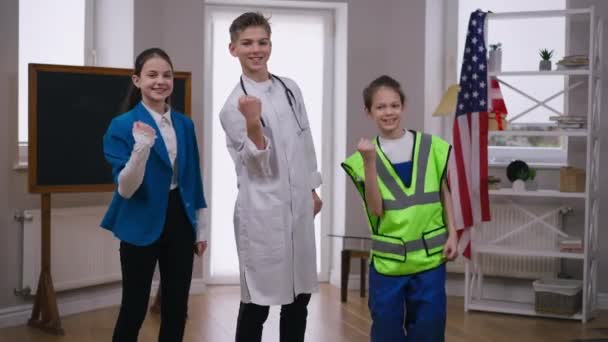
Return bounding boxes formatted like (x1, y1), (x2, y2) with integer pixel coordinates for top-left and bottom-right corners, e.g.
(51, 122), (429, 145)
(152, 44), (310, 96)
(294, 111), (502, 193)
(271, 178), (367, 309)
(533, 279), (582, 316)
(559, 167), (585, 193)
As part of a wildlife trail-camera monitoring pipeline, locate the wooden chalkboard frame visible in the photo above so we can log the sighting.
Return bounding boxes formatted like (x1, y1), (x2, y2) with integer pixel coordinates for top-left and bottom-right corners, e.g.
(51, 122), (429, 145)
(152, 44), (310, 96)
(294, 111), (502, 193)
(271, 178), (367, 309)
(27, 63), (192, 194)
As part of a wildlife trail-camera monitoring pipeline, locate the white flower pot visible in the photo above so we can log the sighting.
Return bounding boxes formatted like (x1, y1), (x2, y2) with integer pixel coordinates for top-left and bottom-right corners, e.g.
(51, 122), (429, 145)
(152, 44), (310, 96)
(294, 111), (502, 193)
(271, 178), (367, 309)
(539, 60), (552, 71)
(512, 180), (526, 191)
(488, 49), (502, 72)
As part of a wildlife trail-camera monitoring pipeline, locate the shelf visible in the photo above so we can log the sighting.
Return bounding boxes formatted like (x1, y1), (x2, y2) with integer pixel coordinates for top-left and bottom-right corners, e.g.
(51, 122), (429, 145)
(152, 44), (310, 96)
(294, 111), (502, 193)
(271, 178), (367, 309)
(489, 130), (588, 137)
(489, 70), (590, 77)
(486, 8), (591, 20)
(475, 244), (584, 259)
(468, 299), (582, 320)
(489, 189), (586, 198)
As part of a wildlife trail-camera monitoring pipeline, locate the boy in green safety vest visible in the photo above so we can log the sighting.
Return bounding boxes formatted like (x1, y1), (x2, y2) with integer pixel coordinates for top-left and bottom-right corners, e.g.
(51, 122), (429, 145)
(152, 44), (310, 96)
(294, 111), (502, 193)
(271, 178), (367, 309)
(342, 75), (458, 342)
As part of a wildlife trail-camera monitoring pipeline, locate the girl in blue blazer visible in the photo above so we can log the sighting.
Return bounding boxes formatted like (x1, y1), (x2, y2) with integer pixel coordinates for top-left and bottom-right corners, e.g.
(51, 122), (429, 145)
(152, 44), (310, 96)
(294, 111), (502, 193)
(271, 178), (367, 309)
(101, 48), (207, 342)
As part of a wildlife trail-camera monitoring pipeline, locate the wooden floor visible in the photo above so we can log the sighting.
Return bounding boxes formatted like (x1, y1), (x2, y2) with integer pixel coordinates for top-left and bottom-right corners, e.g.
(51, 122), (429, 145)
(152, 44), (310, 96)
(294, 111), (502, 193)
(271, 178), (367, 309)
(1, 284), (607, 342)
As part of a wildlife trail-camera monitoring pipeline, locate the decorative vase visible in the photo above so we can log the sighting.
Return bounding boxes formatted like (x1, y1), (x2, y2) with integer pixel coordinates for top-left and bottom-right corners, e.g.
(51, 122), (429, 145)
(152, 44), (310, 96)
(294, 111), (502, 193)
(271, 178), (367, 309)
(489, 48), (502, 72)
(539, 60), (552, 71)
(512, 179), (526, 191)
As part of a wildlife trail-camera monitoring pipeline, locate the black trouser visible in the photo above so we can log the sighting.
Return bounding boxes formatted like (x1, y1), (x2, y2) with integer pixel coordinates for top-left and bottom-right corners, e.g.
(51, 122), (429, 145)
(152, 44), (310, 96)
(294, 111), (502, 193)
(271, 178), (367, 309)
(235, 293), (312, 342)
(113, 189), (195, 342)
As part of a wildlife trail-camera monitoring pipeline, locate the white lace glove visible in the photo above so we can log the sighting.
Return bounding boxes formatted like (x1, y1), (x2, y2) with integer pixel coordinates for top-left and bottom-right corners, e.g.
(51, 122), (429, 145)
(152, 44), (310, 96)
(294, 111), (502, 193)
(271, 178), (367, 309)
(117, 121), (157, 198)
(132, 121), (157, 151)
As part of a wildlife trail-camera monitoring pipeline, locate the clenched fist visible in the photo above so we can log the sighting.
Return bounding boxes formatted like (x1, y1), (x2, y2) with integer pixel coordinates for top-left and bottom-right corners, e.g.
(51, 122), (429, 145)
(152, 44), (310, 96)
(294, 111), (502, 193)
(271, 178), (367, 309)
(357, 138), (376, 162)
(238, 95), (262, 124)
(132, 121), (156, 146)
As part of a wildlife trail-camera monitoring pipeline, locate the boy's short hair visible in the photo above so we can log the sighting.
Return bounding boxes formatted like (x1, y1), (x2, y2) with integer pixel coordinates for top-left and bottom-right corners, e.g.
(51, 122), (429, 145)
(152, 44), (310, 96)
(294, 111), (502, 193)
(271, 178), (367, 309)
(363, 75), (407, 112)
(229, 12), (272, 42)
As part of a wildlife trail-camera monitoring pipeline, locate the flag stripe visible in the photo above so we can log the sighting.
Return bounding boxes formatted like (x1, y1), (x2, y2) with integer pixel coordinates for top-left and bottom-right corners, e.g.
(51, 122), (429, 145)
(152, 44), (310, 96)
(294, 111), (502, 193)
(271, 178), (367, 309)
(479, 112), (491, 221)
(471, 112), (482, 224)
(454, 115), (474, 228)
(448, 155), (464, 229)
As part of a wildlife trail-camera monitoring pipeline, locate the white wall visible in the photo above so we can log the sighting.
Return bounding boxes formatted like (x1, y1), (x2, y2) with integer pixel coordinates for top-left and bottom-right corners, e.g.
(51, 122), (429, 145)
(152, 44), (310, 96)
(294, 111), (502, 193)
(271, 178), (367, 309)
(424, 0), (447, 137)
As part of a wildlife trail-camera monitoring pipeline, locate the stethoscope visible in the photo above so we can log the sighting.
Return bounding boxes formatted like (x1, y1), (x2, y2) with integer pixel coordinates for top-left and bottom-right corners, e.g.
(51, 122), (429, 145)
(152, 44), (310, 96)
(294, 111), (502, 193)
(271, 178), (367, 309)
(239, 74), (306, 134)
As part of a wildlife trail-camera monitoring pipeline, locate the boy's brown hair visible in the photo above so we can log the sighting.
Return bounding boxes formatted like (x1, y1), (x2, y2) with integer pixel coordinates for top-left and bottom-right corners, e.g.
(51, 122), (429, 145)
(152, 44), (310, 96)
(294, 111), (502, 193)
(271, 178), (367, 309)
(229, 12), (271, 42)
(363, 75), (407, 112)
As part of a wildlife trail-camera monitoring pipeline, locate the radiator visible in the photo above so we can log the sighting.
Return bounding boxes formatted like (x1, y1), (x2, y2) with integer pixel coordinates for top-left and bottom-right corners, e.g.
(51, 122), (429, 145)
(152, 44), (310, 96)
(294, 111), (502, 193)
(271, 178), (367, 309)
(22, 206), (121, 294)
(447, 202), (560, 279)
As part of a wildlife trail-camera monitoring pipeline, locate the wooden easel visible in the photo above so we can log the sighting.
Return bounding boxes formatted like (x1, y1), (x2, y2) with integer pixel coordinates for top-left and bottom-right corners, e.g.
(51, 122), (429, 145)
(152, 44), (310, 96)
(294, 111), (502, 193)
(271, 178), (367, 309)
(27, 193), (64, 335)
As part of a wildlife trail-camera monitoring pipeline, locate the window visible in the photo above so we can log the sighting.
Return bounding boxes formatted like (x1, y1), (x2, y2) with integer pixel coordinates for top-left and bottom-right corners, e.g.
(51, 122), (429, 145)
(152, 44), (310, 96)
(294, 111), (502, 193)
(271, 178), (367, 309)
(19, 0), (89, 144)
(456, 0), (568, 165)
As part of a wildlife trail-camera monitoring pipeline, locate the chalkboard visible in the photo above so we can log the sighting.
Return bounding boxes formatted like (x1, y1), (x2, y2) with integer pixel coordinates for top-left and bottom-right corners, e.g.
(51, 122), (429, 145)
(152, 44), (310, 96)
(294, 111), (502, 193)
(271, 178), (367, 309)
(28, 64), (192, 193)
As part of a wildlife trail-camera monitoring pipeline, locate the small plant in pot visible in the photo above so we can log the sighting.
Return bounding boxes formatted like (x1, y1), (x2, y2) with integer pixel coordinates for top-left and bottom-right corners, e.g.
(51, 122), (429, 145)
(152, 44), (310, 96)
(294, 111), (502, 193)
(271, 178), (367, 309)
(488, 43), (503, 72)
(539, 49), (554, 71)
(507, 160), (538, 191)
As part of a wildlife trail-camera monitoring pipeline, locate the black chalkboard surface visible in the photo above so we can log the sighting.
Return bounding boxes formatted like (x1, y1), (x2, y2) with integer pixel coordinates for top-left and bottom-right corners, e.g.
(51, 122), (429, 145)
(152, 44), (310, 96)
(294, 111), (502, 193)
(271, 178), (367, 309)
(28, 64), (192, 193)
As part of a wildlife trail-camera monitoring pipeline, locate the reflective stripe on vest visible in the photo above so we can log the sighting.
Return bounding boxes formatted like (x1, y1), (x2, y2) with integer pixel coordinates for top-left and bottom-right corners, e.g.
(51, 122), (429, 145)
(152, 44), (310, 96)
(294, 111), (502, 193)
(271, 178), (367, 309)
(371, 230), (448, 259)
(375, 133), (440, 210)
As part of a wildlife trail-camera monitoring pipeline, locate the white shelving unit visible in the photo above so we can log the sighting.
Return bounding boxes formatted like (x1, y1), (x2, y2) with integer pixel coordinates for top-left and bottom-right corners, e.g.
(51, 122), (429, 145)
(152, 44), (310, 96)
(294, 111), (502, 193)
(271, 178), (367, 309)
(489, 130), (588, 137)
(464, 8), (603, 323)
(489, 188), (587, 198)
(489, 70), (590, 76)
(468, 298), (583, 320)
(475, 244), (585, 260)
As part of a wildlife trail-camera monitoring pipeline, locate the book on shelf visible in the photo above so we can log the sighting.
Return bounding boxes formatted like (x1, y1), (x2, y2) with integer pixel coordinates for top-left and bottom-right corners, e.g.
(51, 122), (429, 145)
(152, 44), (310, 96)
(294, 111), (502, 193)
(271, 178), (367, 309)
(558, 236), (583, 252)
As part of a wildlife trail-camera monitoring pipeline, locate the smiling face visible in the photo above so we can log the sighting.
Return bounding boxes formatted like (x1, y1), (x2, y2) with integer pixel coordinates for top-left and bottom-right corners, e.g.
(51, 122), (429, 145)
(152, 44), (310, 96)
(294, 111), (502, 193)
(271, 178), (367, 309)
(229, 25), (272, 80)
(132, 56), (174, 110)
(366, 86), (405, 138)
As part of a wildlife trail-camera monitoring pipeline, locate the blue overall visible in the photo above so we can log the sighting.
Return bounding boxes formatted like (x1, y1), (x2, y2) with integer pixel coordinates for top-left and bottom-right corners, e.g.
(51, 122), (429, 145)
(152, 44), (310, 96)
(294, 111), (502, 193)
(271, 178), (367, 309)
(368, 160), (447, 342)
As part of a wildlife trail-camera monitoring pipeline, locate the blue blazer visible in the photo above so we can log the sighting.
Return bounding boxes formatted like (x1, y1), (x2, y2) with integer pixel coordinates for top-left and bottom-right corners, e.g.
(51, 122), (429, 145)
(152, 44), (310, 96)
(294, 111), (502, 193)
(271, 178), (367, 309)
(101, 102), (207, 246)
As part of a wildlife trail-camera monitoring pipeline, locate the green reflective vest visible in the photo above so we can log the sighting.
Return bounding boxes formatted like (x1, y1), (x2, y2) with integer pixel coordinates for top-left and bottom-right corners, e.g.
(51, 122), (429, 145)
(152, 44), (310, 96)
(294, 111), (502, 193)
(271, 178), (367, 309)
(342, 132), (451, 276)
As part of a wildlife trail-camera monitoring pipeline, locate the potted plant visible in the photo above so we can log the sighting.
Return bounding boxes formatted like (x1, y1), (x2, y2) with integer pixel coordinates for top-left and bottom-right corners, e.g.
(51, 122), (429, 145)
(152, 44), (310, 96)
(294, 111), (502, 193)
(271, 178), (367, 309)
(488, 43), (502, 72)
(526, 168), (538, 190)
(507, 160), (537, 191)
(539, 49), (554, 71)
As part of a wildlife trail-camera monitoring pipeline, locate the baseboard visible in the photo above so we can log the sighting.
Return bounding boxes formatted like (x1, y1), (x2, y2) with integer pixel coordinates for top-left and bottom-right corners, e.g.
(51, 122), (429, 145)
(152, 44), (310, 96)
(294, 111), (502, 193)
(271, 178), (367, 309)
(0, 304), (36, 329)
(598, 293), (608, 310)
(150, 278), (207, 295)
(446, 275), (538, 302)
(0, 286), (123, 329)
(329, 269), (367, 290)
(0, 278), (206, 329)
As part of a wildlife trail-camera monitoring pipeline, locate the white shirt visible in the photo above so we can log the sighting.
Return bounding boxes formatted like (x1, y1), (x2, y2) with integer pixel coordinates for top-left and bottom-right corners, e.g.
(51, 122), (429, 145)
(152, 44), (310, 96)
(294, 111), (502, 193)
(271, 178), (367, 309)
(116, 102), (207, 242)
(378, 129), (414, 163)
(144, 103), (178, 189)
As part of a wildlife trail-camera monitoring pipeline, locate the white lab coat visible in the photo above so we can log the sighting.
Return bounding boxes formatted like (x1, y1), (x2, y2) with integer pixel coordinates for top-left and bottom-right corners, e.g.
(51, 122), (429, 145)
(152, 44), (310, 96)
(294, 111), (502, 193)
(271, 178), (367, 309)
(219, 74), (321, 306)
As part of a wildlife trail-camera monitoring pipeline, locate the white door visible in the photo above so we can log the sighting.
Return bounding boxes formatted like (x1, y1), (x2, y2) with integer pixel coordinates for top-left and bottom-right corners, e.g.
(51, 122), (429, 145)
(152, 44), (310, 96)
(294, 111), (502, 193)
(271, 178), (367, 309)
(204, 6), (334, 284)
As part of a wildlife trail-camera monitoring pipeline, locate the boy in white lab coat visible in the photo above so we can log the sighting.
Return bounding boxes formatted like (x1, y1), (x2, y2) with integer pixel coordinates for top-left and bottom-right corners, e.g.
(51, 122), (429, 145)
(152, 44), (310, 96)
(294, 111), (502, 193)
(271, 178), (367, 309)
(219, 12), (323, 342)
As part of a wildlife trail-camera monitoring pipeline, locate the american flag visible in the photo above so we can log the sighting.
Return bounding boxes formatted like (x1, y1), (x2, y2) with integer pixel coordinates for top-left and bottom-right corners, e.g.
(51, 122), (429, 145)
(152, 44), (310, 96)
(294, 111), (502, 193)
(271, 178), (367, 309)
(448, 10), (492, 259)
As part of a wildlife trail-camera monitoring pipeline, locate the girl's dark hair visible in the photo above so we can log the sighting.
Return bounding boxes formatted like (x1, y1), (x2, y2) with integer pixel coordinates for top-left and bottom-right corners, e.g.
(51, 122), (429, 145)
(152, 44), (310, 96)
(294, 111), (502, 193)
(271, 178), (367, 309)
(229, 12), (271, 42)
(362, 75), (407, 112)
(121, 47), (174, 112)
